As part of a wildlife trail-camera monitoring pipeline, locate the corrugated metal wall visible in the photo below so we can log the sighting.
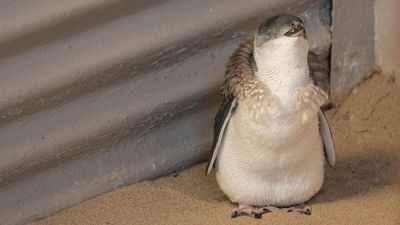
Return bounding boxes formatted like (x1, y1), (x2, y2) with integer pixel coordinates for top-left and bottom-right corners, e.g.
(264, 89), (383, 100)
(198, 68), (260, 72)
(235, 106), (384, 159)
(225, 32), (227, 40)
(0, 0), (375, 224)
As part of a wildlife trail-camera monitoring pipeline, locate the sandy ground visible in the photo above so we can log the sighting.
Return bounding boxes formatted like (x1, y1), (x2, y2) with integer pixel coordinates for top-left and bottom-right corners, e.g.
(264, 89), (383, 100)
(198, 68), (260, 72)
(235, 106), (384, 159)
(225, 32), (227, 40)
(31, 74), (400, 225)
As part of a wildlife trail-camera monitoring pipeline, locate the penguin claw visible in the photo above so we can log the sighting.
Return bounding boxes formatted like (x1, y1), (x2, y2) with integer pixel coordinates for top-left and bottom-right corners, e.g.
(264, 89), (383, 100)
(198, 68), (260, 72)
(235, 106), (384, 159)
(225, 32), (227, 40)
(287, 203), (312, 215)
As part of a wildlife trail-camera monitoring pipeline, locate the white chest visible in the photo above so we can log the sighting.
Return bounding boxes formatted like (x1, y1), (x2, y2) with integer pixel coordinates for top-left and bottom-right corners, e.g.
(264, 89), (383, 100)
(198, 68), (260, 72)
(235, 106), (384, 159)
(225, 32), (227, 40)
(232, 97), (316, 154)
(215, 93), (325, 207)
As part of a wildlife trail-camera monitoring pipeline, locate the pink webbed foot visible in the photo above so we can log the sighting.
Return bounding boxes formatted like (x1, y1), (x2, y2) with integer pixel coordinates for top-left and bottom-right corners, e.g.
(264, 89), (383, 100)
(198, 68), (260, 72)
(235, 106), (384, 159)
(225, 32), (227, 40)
(231, 204), (271, 219)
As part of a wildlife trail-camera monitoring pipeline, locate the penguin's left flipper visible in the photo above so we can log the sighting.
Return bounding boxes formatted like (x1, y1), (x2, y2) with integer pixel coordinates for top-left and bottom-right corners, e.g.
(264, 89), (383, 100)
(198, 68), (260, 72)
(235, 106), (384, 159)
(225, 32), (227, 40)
(205, 96), (237, 176)
(318, 110), (336, 166)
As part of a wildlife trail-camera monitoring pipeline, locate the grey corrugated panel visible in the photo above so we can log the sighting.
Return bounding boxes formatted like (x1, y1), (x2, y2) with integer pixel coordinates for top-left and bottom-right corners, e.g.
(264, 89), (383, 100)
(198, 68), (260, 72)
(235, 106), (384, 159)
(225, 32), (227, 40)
(0, 39), (235, 185)
(0, 0), (316, 123)
(0, 0), (166, 60)
(0, 102), (218, 225)
(0, 0), (331, 224)
(0, 0), (124, 38)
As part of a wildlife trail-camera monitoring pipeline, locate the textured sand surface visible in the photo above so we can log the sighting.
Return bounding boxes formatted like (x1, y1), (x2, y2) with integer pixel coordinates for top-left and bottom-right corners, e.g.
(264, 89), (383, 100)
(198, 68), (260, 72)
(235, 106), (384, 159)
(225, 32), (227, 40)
(31, 74), (400, 225)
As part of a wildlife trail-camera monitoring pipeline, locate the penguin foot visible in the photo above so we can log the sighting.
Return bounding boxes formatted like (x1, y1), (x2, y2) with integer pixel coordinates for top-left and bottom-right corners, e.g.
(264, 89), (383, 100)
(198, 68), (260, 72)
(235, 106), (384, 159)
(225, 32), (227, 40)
(287, 203), (312, 215)
(231, 204), (271, 219)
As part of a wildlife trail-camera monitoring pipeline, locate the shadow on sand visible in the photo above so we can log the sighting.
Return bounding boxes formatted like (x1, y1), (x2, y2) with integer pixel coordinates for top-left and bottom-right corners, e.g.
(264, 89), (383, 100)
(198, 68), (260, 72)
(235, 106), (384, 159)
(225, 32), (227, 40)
(311, 149), (399, 204)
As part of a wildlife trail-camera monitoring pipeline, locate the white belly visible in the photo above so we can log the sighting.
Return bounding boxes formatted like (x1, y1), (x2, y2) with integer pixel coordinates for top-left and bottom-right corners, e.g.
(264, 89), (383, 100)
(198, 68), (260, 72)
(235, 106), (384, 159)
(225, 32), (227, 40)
(216, 99), (325, 207)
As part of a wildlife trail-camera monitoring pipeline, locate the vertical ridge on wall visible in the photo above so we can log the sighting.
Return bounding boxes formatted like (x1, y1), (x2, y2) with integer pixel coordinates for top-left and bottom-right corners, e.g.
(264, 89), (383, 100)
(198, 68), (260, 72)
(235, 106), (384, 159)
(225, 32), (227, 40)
(330, 0), (375, 103)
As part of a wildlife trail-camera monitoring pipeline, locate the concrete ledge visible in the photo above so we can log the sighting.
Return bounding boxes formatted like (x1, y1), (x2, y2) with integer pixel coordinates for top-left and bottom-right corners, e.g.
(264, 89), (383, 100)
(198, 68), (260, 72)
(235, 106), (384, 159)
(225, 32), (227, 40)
(0, 1), (331, 224)
(330, 0), (375, 103)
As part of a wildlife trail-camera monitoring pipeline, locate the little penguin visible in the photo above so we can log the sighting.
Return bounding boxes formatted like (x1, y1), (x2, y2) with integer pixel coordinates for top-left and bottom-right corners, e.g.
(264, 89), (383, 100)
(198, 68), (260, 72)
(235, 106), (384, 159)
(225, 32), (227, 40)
(206, 14), (335, 219)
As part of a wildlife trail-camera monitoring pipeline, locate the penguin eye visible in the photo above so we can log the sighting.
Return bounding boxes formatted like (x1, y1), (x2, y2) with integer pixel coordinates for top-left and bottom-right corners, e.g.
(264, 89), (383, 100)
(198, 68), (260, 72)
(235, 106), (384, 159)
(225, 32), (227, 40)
(284, 22), (304, 36)
(284, 28), (295, 36)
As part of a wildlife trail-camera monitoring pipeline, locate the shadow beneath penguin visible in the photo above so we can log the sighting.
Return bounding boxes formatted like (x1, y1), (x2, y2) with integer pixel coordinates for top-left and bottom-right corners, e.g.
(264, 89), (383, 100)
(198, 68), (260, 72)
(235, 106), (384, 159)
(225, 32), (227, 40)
(311, 149), (399, 204)
(169, 147), (398, 207)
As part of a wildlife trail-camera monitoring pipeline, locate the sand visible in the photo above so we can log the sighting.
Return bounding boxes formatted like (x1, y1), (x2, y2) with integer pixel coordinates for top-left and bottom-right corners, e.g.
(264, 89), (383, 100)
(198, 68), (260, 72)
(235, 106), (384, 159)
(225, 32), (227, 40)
(31, 74), (400, 225)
